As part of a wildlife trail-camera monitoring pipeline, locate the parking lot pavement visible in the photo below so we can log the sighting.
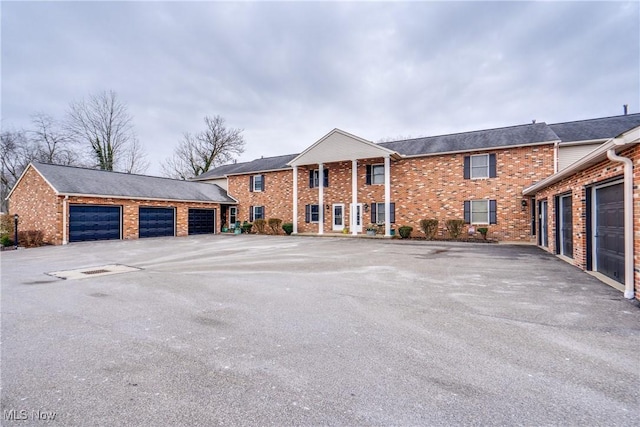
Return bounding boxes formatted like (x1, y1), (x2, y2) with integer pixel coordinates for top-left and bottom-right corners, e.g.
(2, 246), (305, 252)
(1, 235), (638, 426)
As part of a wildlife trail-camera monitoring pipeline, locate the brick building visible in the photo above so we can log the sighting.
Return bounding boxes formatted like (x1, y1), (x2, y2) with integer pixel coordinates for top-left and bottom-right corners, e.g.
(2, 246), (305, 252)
(7, 113), (640, 299)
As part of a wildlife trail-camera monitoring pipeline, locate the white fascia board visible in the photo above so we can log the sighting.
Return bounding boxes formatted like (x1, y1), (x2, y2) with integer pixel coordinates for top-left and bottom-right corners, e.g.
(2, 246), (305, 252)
(5, 163), (60, 201)
(59, 193), (236, 204)
(558, 138), (608, 147)
(399, 140), (559, 160)
(224, 166), (293, 177)
(523, 125), (640, 195)
(288, 128), (399, 166)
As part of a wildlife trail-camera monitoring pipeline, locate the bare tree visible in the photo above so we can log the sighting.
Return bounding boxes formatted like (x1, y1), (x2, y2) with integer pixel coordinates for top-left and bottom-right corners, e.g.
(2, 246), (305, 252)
(0, 129), (38, 212)
(122, 137), (149, 174)
(30, 113), (78, 165)
(67, 90), (147, 172)
(162, 115), (245, 180)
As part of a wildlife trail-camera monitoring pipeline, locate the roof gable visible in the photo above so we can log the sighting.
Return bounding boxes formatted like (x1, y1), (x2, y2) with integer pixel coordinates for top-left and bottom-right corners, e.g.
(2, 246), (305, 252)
(15, 163), (236, 203)
(288, 129), (399, 167)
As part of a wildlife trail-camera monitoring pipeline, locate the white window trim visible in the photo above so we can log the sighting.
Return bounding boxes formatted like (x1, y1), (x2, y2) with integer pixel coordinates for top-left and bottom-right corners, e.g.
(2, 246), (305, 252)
(252, 174), (263, 192)
(470, 200), (490, 224)
(309, 204), (320, 223)
(311, 169), (320, 188)
(470, 154), (490, 180)
(372, 164), (385, 185)
(253, 206), (264, 220)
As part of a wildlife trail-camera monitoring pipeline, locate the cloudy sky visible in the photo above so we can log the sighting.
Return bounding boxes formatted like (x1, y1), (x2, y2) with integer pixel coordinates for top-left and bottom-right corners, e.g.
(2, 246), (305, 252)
(2, 1), (638, 176)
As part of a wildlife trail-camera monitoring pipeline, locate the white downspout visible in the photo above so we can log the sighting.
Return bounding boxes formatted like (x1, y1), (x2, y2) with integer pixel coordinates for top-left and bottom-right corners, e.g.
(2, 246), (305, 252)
(553, 142), (559, 173)
(606, 148), (634, 299)
(292, 166), (298, 234)
(62, 195), (69, 245)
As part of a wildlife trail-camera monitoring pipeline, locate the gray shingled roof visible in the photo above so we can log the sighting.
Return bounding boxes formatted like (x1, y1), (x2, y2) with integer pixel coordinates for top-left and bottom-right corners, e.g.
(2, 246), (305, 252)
(31, 162), (235, 203)
(549, 113), (640, 143)
(195, 153), (298, 180)
(379, 122), (559, 156)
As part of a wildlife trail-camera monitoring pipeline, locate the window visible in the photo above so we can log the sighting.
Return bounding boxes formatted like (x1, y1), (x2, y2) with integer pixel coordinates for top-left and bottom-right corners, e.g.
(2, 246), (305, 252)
(309, 169), (328, 188)
(464, 200), (497, 224)
(249, 205), (264, 221)
(305, 204), (320, 223)
(366, 164), (385, 185)
(371, 202), (395, 224)
(250, 174), (265, 192)
(464, 154), (496, 179)
(229, 207), (237, 227)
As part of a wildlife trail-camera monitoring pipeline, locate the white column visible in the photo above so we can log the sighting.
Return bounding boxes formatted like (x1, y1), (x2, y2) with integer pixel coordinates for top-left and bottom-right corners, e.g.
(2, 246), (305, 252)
(318, 163), (324, 235)
(292, 166), (298, 234)
(384, 156), (391, 237)
(351, 159), (358, 235)
(62, 195), (69, 245)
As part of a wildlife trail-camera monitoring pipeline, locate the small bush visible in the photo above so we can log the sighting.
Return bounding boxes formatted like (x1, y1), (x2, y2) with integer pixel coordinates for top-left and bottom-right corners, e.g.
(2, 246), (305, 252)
(241, 222), (253, 234)
(445, 219), (465, 239)
(0, 214), (15, 237)
(268, 218), (282, 234)
(419, 219), (439, 239)
(398, 225), (413, 239)
(253, 219), (266, 234)
(1, 235), (13, 247)
(18, 230), (44, 247)
(477, 227), (489, 239)
(282, 223), (294, 235)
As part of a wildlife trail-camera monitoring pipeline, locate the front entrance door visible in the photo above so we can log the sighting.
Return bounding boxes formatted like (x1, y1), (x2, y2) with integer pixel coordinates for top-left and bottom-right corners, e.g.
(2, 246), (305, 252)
(332, 204), (345, 231)
(594, 182), (624, 283)
(229, 206), (237, 229)
(557, 194), (573, 258)
(351, 203), (363, 233)
(538, 200), (548, 247)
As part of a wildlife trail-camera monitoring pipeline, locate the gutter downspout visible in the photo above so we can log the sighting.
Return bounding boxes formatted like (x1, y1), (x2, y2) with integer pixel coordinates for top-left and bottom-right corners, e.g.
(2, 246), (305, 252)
(62, 195), (69, 245)
(553, 142), (559, 173)
(606, 148), (634, 299)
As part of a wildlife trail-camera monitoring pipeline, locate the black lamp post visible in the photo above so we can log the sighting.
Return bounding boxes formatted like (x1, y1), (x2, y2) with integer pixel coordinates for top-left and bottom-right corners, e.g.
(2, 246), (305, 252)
(13, 214), (18, 250)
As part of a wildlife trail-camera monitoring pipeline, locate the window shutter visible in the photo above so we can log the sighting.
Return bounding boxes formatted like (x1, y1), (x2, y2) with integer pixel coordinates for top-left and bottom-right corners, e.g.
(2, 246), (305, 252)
(309, 170), (314, 188)
(323, 169), (329, 187)
(261, 205), (266, 219)
(489, 200), (497, 224)
(249, 175), (254, 192)
(463, 201), (471, 223)
(305, 205), (310, 223)
(390, 203), (395, 223)
(261, 174), (266, 191)
(366, 165), (372, 185)
(249, 206), (254, 222)
(489, 154), (497, 178)
(463, 156), (470, 179)
(371, 202), (377, 223)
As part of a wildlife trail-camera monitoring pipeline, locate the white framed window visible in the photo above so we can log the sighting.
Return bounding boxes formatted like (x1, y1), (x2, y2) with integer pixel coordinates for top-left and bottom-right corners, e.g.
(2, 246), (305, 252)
(252, 174), (264, 192)
(470, 154), (489, 179)
(470, 200), (489, 224)
(371, 202), (395, 224)
(372, 164), (385, 185)
(305, 204), (320, 223)
(253, 205), (264, 220)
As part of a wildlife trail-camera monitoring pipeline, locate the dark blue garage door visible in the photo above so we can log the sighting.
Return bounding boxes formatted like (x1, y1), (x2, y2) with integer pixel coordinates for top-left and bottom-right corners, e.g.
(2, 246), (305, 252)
(595, 183), (625, 284)
(188, 208), (216, 235)
(139, 207), (175, 238)
(69, 205), (121, 242)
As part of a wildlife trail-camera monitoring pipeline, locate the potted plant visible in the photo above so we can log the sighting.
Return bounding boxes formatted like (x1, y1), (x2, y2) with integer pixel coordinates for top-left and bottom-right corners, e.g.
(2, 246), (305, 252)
(342, 226), (349, 234)
(366, 224), (377, 236)
(477, 227), (489, 239)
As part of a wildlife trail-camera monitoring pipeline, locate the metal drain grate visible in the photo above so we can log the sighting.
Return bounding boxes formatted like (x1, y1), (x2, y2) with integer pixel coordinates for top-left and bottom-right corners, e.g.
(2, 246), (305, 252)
(48, 264), (141, 280)
(82, 269), (111, 275)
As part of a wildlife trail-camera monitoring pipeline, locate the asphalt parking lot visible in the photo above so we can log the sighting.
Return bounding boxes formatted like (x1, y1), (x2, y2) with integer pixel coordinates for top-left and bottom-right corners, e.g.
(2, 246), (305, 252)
(1, 235), (638, 426)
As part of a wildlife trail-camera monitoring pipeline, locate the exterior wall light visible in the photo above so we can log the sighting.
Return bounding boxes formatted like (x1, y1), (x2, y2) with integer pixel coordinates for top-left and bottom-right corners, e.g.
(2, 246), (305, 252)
(363, 203), (369, 213)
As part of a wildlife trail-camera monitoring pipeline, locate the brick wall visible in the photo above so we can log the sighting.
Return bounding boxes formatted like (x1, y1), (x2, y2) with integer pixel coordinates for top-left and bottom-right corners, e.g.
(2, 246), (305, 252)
(533, 145), (639, 299)
(9, 165), (222, 245)
(227, 144), (555, 240)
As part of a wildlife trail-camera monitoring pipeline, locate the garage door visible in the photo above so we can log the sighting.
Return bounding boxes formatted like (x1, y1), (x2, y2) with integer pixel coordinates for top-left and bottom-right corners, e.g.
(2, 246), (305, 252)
(595, 183), (624, 283)
(188, 208), (216, 235)
(69, 205), (121, 242)
(139, 207), (175, 238)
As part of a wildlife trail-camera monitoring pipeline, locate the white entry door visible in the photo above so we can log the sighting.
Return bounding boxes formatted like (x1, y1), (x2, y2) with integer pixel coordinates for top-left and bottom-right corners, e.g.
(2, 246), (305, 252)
(332, 204), (345, 231)
(351, 203), (363, 233)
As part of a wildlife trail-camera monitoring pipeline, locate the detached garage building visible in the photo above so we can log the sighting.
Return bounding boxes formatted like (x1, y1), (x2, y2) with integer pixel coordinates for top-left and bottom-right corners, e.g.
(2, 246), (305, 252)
(8, 162), (236, 245)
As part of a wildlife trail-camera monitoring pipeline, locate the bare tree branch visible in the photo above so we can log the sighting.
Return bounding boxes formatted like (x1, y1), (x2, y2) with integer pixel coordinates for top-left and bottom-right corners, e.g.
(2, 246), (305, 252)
(162, 115), (245, 180)
(30, 113), (78, 165)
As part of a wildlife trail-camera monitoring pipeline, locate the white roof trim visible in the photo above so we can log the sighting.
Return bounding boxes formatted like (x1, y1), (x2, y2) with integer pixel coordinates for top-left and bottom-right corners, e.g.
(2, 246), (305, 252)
(57, 192), (238, 204)
(399, 140), (559, 159)
(288, 128), (399, 166)
(523, 125), (640, 195)
(5, 163), (59, 201)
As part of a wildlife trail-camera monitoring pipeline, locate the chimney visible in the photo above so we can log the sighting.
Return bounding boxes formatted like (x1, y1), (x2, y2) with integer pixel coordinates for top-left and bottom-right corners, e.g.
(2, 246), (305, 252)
(531, 119), (536, 124)
(623, 104), (628, 115)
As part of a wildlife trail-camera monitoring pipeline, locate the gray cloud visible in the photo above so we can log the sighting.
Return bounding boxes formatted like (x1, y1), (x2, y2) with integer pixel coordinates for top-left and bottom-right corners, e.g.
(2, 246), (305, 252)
(2, 1), (638, 175)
